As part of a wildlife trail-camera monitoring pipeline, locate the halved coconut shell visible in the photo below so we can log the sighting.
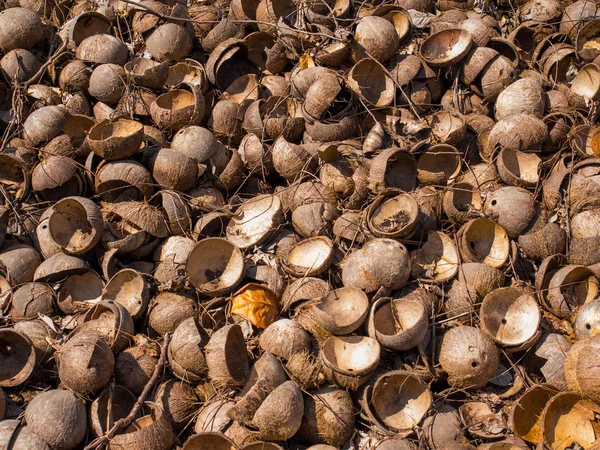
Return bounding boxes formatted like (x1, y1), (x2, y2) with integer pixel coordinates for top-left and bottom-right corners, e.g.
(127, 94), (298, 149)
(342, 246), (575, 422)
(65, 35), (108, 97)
(443, 182), (482, 225)
(458, 218), (510, 268)
(417, 144), (461, 186)
(321, 335), (380, 389)
(368, 297), (428, 351)
(480, 287), (540, 349)
(226, 195), (282, 250)
(420, 29), (472, 67)
(205, 324), (249, 390)
(348, 59), (395, 107)
(497, 148), (541, 189)
(545, 265), (599, 319)
(510, 384), (558, 445)
(90, 386), (139, 437)
(370, 370), (432, 433)
(48, 196), (102, 255)
(541, 392), (600, 450)
(0, 329), (35, 387)
(366, 191), (419, 239)
(411, 231), (459, 282)
(284, 236), (334, 277)
(186, 238), (245, 297)
(102, 269), (149, 320)
(182, 432), (238, 450)
(150, 89), (204, 132)
(308, 287), (369, 335)
(88, 118), (144, 161)
(108, 402), (175, 450)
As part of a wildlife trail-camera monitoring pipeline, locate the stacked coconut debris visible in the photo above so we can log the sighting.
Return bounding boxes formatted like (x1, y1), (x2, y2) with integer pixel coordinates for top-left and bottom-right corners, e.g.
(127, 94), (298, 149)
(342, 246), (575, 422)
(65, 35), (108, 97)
(2, 0), (600, 448)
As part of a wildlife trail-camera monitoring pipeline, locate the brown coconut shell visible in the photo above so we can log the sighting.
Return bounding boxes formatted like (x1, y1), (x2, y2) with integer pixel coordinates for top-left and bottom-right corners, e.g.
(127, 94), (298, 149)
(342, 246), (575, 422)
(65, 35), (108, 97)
(154, 379), (200, 431)
(88, 64), (126, 104)
(58, 331), (114, 396)
(48, 196), (102, 254)
(115, 343), (159, 396)
(510, 384), (558, 445)
(25, 389), (87, 450)
(168, 317), (208, 382)
(0, 328), (36, 387)
(90, 386), (139, 437)
(0, 7), (44, 52)
(259, 319), (312, 360)
(545, 265), (599, 319)
(206, 324), (249, 390)
(88, 118), (144, 160)
(439, 325), (499, 389)
(108, 402), (175, 450)
(0, 420), (50, 449)
(458, 218), (510, 268)
(321, 335), (380, 389)
(102, 269), (149, 321)
(298, 386), (355, 447)
(151, 89), (204, 132)
(147, 292), (197, 337)
(11, 282), (56, 322)
(420, 29), (472, 67)
(186, 237), (245, 296)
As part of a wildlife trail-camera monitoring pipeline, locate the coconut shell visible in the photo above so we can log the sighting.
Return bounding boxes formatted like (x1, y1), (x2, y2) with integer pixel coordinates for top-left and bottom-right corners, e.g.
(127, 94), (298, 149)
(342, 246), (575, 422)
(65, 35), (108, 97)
(25, 389), (87, 450)
(148, 292), (197, 337)
(259, 319), (312, 360)
(495, 78), (545, 120)
(154, 379), (200, 431)
(422, 403), (465, 449)
(108, 402), (175, 450)
(299, 386), (355, 447)
(1, 49), (42, 82)
(22, 105), (70, 146)
(321, 335), (380, 389)
(76, 33), (128, 65)
(168, 317), (208, 382)
(206, 324), (249, 390)
(439, 326), (499, 389)
(115, 344), (158, 395)
(0, 328), (36, 387)
(253, 380), (304, 440)
(0, 243), (40, 286)
(11, 282), (56, 321)
(0, 420), (50, 449)
(151, 89), (204, 132)
(90, 386), (139, 437)
(88, 64), (126, 104)
(0, 7), (44, 52)
(58, 331), (114, 396)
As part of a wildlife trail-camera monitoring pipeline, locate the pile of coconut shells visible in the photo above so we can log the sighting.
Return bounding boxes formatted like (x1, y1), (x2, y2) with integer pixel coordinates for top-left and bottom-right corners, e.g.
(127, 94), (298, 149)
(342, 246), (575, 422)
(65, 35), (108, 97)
(4, 0), (600, 448)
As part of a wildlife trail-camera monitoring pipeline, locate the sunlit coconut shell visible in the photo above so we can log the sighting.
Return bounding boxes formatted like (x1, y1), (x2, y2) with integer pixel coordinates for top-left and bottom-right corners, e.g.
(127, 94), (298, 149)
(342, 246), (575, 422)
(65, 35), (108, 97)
(541, 45), (578, 84)
(473, 55), (516, 101)
(420, 29), (472, 67)
(0, 153), (30, 202)
(102, 269), (149, 320)
(151, 89), (204, 132)
(575, 298), (600, 339)
(90, 386), (138, 437)
(225, 195), (282, 249)
(428, 111), (466, 144)
(421, 403), (464, 449)
(147, 292), (197, 337)
(0, 329), (35, 387)
(458, 218), (510, 268)
(108, 402), (175, 450)
(13, 319), (56, 376)
(259, 319), (312, 360)
(88, 63), (126, 104)
(480, 287), (540, 349)
(366, 191), (419, 239)
(168, 317), (208, 382)
(182, 432), (238, 450)
(242, 442), (284, 450)
(351, 15), (400, 63)
(75, 33), (128, 65)
(115, 343), (158, 396)
(22, 105), (70, 146)
(284, 236), (334, 277)
(206, 324), (249, 390)
(58, 331), (114, 396)
(0, 7), (44, 52)
(461, 46), (499, 86)
(281, 277), (330, 312)
(333, 211), (367, 243)
(172, 126), (218, 165)
(571, 63), (600, 106)
(368, 148), (417, 193)
(193, 211), (230, 239)
(368, 297), (428, 351)
(321, 335), (380, 389)
(33, 252), (90, 283)
(165, 59), (207, 91)
(147, 148), (198, 192)
(443, 182), (482, 225)
(271, 136), (318, 182)
(46, 196), (101, 255)
(545, 265), (599, 319)
(342, 238), (411, 293)
(411, 231), (459, 282)
(25, 389), (87, 450)
(10, 282), (56, 322)
(417, 144), (461, 186)
(307, 287), (368, 335)
(541, 392), (600, 450)
(146, 23), (193, 63)
(104, 201), (170, 238)
(510, 384), (559, 445)
(76, 300), (134, 352)
(370, 370), (432, 433)
(347, 59), (395, 107)
(251, 380), (304, 440)
(495, 78), (545, 120)
(194, 401), (234, 433)
(1, 49), (41, 82)
(186, 238), (245, 296)
(439, 325), (499, 389)
(483, 186), (536, 239)
(576, 19), (600, 63)
(153, 379), (199, 432)
(291, 202), (338, 238)
(298, 386), (355, 447)
(125, 58), (169, 89)
(88, 118), (143, 161)
(32, 155), (84, 202)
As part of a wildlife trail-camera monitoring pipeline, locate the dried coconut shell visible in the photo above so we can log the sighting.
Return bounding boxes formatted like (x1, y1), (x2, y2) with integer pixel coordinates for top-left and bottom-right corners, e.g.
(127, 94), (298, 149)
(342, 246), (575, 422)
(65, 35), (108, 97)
(206, 324), (249, 390)
(115, 343), (159, 396)
(108, 402), (175, 450)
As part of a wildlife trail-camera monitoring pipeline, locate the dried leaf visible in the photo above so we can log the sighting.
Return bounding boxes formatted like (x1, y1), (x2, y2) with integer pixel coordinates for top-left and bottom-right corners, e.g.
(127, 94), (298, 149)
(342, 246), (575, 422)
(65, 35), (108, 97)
(299, 53), (315, 70)
(231, 283), (280, 328)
